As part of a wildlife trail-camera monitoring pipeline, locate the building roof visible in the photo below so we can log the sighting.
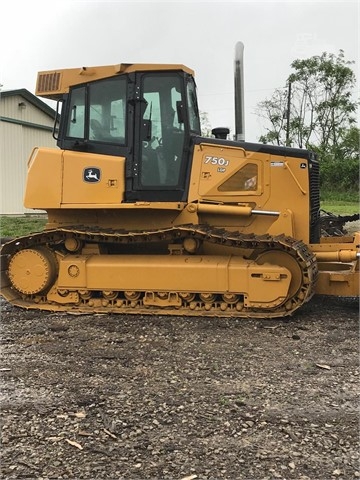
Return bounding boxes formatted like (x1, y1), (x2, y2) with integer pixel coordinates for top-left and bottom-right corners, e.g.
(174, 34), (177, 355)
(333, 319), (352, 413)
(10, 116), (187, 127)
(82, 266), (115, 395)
(1, 88), (56, 119)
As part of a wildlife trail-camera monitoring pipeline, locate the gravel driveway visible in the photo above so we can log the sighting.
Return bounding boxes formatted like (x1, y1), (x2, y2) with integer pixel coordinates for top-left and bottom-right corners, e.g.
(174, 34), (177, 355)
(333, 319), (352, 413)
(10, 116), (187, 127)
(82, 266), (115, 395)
(0, 295), (359, 480)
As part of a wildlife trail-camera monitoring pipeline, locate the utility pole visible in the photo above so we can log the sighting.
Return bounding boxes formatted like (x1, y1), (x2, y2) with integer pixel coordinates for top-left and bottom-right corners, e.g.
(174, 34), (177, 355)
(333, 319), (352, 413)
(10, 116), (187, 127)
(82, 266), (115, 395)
(285, 81), (292, 147)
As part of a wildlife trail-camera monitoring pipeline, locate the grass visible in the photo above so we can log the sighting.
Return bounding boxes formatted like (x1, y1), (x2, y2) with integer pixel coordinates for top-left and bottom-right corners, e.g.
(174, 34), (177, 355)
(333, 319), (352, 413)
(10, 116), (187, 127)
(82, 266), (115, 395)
(320, 189), (359, 214)
(0, 215), (47, 237)
(320, 200), (359, 216)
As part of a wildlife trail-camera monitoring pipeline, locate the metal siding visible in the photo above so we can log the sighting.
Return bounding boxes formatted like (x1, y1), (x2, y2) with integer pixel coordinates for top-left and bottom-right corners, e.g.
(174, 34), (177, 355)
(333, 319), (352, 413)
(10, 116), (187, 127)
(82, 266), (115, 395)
(1, 95), (55, 126)
(0, 95), (57, 214)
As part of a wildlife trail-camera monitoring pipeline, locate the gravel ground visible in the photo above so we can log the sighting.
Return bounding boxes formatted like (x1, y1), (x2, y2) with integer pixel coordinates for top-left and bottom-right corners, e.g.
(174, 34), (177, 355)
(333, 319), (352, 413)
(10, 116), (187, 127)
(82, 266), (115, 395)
(0, 295), (359, 480)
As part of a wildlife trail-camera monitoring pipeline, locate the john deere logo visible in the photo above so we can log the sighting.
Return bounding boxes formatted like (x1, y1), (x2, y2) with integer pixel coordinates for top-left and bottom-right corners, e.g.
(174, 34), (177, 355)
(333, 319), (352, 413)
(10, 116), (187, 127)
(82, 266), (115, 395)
(84, 167), (101, 183)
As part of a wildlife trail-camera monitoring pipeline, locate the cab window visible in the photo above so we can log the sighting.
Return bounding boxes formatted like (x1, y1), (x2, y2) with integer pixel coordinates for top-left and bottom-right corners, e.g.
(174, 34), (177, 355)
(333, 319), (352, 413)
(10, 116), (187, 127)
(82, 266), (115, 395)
(67, 87), (85, 138)
(140, 74), (186, 187)
(187, 78), (201, 134)
(65, 77), (127, 145)
(89, 78), (126, 143)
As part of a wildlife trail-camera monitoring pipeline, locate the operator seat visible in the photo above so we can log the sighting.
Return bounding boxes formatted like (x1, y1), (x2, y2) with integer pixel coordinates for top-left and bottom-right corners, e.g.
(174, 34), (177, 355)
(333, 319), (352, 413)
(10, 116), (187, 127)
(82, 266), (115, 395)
(90, 119), (107, 141)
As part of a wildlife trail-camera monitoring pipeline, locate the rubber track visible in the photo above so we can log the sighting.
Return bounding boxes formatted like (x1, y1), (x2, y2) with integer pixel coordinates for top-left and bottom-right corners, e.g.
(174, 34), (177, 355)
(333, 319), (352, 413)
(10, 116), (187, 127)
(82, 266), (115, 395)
(0, 225), (318, 318)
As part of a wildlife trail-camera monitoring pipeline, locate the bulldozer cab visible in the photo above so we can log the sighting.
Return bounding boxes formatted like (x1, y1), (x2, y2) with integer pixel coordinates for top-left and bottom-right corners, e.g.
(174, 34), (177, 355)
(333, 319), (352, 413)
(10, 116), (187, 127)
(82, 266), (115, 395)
(57, 68), (201, 202)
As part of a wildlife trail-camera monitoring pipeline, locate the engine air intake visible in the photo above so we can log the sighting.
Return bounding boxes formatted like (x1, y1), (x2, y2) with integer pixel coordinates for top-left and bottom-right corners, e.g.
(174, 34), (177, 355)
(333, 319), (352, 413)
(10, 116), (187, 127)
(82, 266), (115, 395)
(36, 72), (61, 94)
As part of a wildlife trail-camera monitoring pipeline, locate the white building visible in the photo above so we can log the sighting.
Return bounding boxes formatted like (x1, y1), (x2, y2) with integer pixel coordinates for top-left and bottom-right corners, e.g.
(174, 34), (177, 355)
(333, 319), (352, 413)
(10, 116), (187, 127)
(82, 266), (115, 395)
(0, 89), (57, 214)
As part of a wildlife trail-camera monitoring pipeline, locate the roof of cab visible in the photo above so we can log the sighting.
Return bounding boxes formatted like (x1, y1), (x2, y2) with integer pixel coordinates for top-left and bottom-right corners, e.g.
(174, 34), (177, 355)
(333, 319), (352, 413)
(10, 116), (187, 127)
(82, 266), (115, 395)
(36, 63), (194, 99)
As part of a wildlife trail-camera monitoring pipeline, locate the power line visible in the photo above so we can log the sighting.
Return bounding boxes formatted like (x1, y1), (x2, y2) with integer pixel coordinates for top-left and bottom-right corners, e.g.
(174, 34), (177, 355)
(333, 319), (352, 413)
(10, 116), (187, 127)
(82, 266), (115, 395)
(198, 86), (288, 97)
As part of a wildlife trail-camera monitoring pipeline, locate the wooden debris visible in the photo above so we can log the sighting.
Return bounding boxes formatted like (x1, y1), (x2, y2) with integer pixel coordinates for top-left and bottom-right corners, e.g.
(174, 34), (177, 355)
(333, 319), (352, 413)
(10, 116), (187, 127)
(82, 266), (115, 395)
(104, 428), (117, 439)
(316, 364), (331, 370)
(65, 439), (83, 450)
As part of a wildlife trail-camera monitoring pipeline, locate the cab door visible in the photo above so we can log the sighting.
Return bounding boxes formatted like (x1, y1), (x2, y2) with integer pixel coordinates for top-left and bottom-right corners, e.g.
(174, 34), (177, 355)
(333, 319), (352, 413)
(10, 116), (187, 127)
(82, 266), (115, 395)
(126, 72), (190, 202)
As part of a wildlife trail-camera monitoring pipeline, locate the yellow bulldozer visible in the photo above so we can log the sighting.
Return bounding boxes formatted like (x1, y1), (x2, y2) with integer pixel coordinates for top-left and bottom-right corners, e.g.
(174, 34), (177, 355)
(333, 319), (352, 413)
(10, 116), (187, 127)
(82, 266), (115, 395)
(1, 44), (359, 318)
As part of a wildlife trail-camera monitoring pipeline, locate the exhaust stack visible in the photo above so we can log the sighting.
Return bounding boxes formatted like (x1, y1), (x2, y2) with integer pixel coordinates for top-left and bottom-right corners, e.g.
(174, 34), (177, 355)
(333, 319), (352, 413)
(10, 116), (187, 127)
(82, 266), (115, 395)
(234, 41), (245, 141)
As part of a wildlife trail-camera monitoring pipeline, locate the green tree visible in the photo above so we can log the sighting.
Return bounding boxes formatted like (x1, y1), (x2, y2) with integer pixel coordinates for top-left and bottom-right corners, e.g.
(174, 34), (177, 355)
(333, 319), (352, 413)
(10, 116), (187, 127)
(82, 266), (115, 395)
(257, 50), (358, 150)
(315, 126), (360, 193)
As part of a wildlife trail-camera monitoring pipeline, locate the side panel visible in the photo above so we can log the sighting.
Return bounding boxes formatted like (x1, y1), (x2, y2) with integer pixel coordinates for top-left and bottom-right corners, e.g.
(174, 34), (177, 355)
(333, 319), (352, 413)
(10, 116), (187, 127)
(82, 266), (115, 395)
(62, 151), (125, 204)
(24, 148), (127, 210)
(188, 142), (311, 242)
(24, 148), (62, 209)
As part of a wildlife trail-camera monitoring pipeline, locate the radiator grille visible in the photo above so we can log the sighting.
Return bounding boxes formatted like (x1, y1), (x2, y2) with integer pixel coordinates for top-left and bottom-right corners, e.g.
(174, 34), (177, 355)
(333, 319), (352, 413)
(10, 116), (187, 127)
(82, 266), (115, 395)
(36, 72), (61, 93)
(309, 155), (320, 243)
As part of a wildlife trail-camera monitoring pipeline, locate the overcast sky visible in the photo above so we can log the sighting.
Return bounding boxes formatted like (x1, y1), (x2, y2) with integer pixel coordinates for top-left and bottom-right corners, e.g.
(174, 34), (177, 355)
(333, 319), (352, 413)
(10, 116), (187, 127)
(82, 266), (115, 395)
(1, 0), (358, 141)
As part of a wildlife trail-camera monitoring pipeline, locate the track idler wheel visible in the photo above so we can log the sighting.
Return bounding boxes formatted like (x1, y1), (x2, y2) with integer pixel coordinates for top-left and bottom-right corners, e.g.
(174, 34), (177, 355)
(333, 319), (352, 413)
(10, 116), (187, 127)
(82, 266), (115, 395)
(8, 247), (57, 295)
